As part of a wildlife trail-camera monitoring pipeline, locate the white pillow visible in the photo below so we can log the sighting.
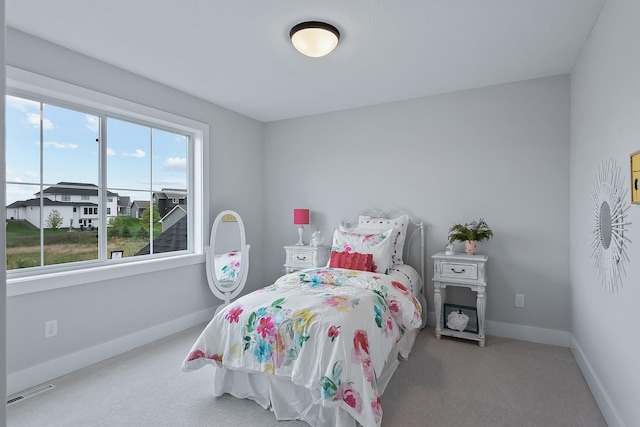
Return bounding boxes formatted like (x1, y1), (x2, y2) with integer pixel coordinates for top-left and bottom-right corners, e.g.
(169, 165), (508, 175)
(331, 228), (394, 274)
(357, 214), (409, 266)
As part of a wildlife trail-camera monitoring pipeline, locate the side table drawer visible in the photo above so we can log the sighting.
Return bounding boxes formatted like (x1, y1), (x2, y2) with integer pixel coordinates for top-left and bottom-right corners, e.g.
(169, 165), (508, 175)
(440, 262), (478, 280)
(287, 249), (314, 267)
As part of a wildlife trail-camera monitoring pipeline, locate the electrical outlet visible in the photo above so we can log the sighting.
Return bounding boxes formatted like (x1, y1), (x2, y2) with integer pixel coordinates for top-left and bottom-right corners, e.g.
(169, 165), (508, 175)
(515, 294), (525, 308)
(45, 319), (58, 338)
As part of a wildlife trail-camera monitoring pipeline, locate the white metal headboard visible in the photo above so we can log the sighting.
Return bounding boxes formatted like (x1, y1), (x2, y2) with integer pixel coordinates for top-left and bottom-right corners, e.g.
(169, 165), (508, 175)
(342, 207), (425, 286)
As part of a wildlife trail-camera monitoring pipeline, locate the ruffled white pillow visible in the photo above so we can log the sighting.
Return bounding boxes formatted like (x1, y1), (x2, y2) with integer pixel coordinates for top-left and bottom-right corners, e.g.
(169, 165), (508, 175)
(357, 214), (409, 266)
(331, 228), (394, 274)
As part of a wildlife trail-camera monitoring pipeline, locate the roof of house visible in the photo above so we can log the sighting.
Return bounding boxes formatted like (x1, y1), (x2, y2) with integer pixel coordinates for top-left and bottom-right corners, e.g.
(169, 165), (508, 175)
(159, 204), (187, 223)
(6, 197), (97, 208)
(36, 182), (118, 197)
(131, 200), (150, 208)
(154, 188), (187, 200)
(134, 215), (187, 256)
(117, 196), (131, 207)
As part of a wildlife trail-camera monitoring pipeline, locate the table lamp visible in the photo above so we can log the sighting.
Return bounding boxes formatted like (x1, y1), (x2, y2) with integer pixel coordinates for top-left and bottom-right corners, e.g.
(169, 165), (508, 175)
(293, 208), (310, 246)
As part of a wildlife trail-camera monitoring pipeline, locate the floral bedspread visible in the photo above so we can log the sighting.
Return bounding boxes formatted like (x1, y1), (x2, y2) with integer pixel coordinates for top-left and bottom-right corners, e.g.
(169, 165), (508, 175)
(182, 268), (422, 427)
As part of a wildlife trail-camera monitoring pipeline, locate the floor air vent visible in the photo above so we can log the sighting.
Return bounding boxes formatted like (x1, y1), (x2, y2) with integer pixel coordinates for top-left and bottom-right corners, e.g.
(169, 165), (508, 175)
(7, 383), (55, 406)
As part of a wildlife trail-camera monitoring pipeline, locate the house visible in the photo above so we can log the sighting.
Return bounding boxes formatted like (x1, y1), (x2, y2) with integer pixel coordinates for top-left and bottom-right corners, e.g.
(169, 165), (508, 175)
(129, 200), (149, 219)
(159, 204), (187, 233)
(153, 188), (187, 218)
(5, 182), (118, 229)
(117, 196), (131, 216)
(2, 2), (639, 426)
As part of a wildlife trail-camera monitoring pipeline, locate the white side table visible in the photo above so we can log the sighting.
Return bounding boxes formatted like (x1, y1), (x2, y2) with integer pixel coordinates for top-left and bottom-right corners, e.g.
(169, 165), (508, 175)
(432, 252), (488, 347)
(283, 245), (330, 273)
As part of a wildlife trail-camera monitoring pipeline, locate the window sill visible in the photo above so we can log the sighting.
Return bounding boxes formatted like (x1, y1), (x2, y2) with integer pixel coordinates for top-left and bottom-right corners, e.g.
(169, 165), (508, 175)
(7, 254), (205, 297)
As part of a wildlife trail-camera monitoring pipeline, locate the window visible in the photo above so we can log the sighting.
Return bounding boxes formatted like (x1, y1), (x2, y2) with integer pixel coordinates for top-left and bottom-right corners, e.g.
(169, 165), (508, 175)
(5, 69), (208, 294)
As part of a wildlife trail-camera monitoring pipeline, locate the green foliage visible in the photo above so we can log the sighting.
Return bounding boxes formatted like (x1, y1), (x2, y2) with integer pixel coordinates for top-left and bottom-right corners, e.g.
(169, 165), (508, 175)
(44, 231), (97, 245)
(140, 205), (160, 232)
(46, 209), (64, 229)
(136, 226), (149, 239)
(448, 218), (493, 243)
(121, 224), (132, 238)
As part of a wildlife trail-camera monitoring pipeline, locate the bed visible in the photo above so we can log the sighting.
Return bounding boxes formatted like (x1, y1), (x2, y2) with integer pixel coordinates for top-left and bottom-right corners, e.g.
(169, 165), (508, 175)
(182, 208), (427, 426)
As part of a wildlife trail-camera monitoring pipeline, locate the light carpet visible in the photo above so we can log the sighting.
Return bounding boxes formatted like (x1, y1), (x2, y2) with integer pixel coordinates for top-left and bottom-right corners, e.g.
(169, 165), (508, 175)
(7, 324), (606, 426)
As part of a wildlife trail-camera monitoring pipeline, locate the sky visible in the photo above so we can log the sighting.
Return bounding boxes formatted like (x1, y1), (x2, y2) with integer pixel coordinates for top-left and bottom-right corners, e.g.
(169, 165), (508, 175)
(5, 95), (188, 206)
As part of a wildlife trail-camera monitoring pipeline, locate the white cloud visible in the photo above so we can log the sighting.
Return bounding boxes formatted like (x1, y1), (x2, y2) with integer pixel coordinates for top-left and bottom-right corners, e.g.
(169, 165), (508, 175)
(124, 149), (146, 158)
(154, 178), (187, 187)
(107, 147), (116, 156)
(164, 157), (186, 171)
(11, 177), (24, 183)
(24, 171), (39, 178)
(44, 141), (79, 150)
(25, 112), (54, 130)
(7, 96), (39, 112)
(85, 115), (99, 133)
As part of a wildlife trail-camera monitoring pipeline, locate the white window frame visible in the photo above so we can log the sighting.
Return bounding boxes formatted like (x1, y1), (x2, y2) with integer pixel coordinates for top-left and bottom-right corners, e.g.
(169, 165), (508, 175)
(6, 67), (209, 297)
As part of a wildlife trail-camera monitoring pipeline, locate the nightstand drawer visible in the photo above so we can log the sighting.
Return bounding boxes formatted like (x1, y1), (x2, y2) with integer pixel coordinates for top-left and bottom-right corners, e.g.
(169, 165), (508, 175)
(440, 262), (478, 280)
(288, 249), (314, 267)
(284, 245), (330, 274)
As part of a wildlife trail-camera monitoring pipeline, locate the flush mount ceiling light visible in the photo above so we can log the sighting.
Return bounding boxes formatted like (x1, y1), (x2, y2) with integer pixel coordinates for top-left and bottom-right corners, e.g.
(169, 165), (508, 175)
(290, 21), (340, 57)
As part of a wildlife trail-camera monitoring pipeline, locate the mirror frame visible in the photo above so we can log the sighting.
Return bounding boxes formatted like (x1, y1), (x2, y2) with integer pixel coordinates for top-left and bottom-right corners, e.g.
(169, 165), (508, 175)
(205, 210), (250, 307)
(590, 159), (631, 293)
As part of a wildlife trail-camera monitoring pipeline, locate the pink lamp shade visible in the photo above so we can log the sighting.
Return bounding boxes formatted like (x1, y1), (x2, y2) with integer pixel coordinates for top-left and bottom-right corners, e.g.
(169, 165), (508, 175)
(293, 209), (310, 225)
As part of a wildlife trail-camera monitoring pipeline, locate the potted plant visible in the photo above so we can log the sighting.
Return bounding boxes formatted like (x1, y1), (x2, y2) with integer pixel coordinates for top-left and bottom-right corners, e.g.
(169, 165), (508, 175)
(448, 218), (493, 255)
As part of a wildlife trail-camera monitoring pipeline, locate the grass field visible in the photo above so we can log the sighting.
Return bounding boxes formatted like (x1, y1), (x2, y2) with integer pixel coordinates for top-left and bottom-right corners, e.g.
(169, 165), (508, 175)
(6, 219), (161, 270)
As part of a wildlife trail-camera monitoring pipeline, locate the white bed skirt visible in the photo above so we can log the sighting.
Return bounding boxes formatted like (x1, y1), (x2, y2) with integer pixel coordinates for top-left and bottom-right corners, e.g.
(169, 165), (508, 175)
(210, 327), (421, 427)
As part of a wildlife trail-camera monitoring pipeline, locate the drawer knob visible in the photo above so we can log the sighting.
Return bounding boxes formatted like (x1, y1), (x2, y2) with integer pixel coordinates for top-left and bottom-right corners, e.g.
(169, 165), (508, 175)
(451, 268), (465, 273)
(297, 255), (307, 261)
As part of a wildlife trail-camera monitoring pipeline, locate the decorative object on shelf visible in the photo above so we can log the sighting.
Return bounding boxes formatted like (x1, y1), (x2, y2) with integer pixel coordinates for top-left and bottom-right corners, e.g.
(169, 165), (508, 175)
(310, 229), (324, 247)
(448, 218), (493, 255)
(631, 150), (640, 204)
(591, 159), (632, 293)
(290, 21), (340, 57)
(447, 309), (470, 332)
(445, 243), (455, 256)
(294, 208), (310, 246)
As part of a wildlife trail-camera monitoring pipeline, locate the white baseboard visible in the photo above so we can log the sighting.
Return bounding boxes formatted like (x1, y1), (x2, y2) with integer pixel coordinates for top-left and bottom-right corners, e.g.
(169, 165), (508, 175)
(571, 338), (625, 427)
(7, 306), (216, 396)
(424, 311), (573, 347)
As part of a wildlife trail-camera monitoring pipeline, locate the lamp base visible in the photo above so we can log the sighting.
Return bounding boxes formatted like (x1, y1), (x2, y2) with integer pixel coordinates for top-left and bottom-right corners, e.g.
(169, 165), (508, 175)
(296, 225), (305, 246)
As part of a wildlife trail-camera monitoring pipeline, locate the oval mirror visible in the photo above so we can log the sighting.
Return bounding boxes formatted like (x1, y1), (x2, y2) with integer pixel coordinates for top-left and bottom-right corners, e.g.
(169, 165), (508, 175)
(599, 201), (612, 249)
(205, 210), (250, 313)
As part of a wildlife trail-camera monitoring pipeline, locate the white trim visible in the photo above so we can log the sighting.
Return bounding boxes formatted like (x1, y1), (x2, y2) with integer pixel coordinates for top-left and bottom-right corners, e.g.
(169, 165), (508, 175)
(484, 319), (573, 347)
(7, 253), (205, 297)
(7, 306), (216, 396)
(571, 338), (625, 427)
(425, 312), (572, 347)
(4, 66), (210, 294)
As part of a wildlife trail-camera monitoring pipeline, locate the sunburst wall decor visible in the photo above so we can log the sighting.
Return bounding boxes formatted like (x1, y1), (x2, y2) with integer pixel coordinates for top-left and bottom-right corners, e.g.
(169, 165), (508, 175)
(590, 158), (632, 293)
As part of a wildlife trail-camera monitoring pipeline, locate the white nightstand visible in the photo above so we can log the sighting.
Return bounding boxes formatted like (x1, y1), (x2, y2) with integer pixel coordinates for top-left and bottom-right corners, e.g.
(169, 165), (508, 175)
(432, 252), (488, 347)
(283, 245), (330, 273)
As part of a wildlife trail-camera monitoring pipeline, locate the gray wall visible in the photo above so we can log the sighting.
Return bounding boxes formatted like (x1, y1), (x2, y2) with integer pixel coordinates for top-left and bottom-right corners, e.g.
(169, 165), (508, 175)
(5, 28), (265, 382)
(570, 0), (640, 425)
(264, 75), (571, 332)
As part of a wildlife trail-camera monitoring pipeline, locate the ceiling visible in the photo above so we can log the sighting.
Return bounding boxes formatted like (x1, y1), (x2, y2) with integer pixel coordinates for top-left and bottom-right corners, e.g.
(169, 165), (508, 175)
(6, 0), (605, 123)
